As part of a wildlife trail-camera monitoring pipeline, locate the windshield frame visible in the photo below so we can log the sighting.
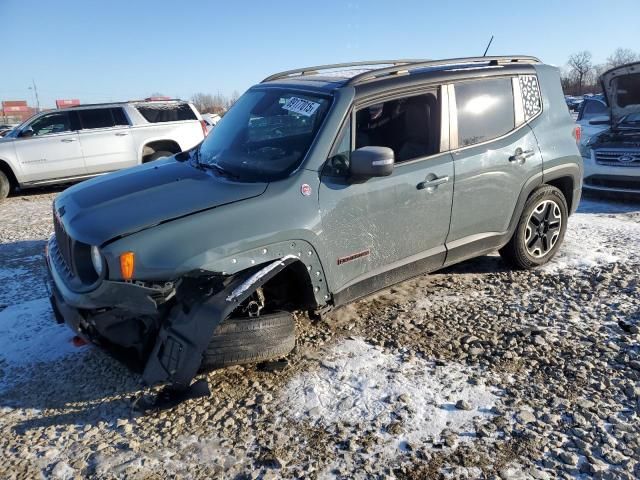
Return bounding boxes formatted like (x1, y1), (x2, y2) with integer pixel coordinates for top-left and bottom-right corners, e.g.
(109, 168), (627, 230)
(196, 86), (334, 182)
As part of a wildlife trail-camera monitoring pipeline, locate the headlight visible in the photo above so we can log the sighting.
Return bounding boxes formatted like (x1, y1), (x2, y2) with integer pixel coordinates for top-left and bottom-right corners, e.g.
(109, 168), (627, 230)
(91, 246), (104, 276)
(578, 142), (592, 158)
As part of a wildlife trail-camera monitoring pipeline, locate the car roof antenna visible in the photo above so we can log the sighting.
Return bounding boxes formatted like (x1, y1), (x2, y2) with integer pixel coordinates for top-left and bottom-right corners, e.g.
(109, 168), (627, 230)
(482, 35), (494, 57)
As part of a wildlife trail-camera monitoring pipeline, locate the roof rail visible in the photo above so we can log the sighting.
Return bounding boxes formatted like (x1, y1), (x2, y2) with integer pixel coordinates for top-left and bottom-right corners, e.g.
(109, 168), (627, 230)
(261, 59), (430, 83)
(346, 55), (542, 85)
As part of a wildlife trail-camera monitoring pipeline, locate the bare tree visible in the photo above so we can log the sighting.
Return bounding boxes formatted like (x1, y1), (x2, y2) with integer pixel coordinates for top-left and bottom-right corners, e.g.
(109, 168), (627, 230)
(191, 93), (216, 113)
(606, 48), (640, 69)
(567, 51), (594, 95)
(228, 90), (241, 108)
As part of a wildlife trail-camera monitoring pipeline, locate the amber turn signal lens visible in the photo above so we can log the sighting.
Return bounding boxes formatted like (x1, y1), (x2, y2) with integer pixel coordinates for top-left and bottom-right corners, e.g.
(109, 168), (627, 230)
(120, 252), (135, 280)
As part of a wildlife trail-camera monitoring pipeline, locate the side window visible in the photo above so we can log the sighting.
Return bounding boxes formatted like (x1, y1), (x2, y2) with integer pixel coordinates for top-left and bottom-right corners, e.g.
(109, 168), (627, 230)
(581, 100), (607, 120)
(111, 108), (129, 126)
(455, 78), (515, 147)
(79, 108), (116, 129)
(136, 103), (197, 123)
(27, 112), (72, 136)
(324, 120), (351, 177)
(355, 90), (441, 163)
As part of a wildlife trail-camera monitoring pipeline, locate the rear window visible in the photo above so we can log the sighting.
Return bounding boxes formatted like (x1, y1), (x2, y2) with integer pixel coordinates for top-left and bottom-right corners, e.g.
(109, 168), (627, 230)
(135, 103), (197, 123)
(79, 108), (114, 129)
(78, 108), (130, 129)
(455, 78), (515, 147)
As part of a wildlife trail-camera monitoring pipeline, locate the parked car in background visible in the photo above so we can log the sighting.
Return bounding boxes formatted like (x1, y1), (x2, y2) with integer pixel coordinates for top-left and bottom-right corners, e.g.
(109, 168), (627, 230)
(576, 95), (609, 145)
(201, 113), (221, 134)
(0, 100), (206, 200)
(581, 62), (640, 194)
(45, 56), (582, 402)
(565, 95), (583, 112)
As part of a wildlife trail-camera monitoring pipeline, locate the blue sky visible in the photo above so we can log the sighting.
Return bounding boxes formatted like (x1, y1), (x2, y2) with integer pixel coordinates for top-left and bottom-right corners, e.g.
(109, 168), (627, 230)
(2, 0), (639, 108)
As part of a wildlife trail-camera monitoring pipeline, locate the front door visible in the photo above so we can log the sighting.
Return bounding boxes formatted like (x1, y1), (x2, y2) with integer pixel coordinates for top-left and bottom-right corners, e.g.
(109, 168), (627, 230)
(319, 88), (453, 298)
(445, 76), (544, 263)
(13, 111), (85, 183)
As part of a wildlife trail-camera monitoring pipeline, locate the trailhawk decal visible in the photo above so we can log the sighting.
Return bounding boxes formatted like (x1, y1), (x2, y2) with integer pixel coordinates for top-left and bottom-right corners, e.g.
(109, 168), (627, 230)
(337, 249), (370, 266)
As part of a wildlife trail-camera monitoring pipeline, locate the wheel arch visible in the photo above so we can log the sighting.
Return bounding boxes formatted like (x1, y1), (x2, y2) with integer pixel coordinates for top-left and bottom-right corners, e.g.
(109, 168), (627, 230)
(0, 158), (19, 189)
(140, 139), (183, 163)
(201, 240), (331, 309)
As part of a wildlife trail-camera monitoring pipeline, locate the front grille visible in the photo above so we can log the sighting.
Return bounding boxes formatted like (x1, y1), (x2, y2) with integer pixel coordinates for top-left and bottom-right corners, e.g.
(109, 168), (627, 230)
(594, 150), (640, 167)
(53, 209), (74, 273)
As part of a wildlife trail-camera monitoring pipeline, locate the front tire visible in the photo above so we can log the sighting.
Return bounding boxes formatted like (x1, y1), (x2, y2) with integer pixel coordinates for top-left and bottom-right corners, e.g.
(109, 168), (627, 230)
(0, 170), (10, 200)
(201, 311), (295, 370)
(500, 185), (568, 269)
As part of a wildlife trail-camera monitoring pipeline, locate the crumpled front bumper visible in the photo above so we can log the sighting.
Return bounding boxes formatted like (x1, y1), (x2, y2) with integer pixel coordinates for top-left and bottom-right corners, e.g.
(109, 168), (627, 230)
(45, 240), (172, 346)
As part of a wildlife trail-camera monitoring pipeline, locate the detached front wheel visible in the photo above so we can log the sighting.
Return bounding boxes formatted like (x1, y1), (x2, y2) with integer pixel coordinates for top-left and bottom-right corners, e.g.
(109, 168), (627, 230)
(500, 185), (568, 269)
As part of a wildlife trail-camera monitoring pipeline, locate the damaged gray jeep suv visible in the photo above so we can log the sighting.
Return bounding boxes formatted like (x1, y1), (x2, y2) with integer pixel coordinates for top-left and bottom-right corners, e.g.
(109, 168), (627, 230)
(47, 56), (582, 399)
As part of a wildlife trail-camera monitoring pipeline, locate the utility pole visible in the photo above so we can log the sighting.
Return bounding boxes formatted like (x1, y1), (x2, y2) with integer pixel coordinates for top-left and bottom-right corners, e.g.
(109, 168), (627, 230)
(29, 79), (41, 112)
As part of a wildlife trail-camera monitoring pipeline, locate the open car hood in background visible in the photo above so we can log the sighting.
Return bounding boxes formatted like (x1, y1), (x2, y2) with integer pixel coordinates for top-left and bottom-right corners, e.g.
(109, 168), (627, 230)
(601, 62), (640, 123)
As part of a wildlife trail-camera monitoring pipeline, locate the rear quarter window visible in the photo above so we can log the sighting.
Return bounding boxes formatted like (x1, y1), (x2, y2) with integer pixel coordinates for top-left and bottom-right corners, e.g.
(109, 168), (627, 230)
(135, 103), (197, 123)
(454, 78), (515, 147)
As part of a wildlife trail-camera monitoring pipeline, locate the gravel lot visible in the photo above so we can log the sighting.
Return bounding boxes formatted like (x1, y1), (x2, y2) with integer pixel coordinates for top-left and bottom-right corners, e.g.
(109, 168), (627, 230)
(0, 188), (639, 479)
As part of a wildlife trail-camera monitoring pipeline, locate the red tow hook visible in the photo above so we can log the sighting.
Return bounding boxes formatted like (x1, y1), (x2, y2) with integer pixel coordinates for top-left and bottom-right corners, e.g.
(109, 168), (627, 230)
(72, 336), (88, 347)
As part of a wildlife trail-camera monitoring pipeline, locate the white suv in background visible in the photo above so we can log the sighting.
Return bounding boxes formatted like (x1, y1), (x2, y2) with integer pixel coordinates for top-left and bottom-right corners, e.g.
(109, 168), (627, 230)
(0, 100), (206, 199)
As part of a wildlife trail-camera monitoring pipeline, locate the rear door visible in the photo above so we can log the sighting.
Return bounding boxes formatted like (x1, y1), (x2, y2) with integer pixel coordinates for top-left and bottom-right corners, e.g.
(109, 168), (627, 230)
(445, 75), (544, 264)
(78, 107), (136, 174)
(319, 87), (454, 296)
(13, 111), (84, 183)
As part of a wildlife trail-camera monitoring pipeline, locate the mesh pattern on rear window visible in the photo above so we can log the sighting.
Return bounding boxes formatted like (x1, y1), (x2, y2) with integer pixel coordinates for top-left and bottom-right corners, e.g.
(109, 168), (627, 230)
(136, 103), (196, 123)
(520, 75), (542, 121)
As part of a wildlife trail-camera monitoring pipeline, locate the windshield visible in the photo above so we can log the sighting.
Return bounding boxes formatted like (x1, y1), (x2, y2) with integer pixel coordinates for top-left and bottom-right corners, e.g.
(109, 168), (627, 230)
(197, 89), (331, 181)
(620, 112), (640, 127)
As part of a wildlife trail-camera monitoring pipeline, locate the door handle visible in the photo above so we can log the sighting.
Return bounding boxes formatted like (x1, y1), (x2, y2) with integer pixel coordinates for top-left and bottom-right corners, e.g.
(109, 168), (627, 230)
(60, 138), (77, 143)
(509, 148), (535, 164)
(115, 132), (128, 136)
(417, 175), (449, 190)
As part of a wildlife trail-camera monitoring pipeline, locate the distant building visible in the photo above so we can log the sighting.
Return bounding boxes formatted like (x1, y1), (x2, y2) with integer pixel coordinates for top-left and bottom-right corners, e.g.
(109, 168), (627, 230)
(56, 99), (81, 109)
(1, 100), (35, 124)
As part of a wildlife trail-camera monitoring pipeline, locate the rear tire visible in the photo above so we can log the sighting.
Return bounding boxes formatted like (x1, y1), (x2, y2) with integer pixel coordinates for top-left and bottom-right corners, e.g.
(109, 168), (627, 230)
(201, 311), (295, 370)
(146, 150), (173, 162)
(0, 170), (10, 200)
(499, 185), (568, 269)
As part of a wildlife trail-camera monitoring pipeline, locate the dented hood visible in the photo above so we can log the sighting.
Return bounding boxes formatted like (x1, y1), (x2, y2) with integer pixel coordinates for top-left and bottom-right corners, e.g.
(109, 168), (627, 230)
(601, 61), (640, 123)
(55, 157), (267, 246)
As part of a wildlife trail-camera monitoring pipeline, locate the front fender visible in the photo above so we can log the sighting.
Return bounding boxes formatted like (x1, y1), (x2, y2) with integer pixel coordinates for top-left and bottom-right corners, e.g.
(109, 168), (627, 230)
(142, 255), (301, 387)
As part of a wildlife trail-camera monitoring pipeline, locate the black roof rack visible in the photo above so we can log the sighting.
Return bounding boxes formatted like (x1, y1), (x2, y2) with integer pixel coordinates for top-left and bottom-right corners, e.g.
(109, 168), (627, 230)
(261, 55), (541, 85)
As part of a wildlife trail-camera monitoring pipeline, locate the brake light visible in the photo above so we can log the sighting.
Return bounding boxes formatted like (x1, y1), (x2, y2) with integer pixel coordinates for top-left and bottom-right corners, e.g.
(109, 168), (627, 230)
(200, 119), (208, 137)
(573, 125), (581, 143)
(120, 252), (135, 280)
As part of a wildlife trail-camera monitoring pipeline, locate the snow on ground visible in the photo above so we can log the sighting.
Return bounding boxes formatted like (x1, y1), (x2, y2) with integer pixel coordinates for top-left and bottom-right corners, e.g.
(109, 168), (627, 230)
(542, 197), (640, 273)
(281, 338), (500, 466)
(0, 297), (86, 393)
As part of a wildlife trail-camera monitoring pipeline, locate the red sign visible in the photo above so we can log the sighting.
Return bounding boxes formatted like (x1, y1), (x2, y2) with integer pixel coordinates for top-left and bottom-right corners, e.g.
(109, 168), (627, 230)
(56, 99), (81, 109)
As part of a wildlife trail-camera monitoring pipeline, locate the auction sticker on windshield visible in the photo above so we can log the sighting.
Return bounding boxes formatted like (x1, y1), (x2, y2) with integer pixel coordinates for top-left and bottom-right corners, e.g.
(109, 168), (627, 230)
(282, 97), (321, 117)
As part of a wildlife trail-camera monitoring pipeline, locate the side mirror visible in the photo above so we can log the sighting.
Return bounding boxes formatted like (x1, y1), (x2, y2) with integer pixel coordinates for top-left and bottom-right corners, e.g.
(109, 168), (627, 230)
(18, 127), (34, 138)
(349, 146), (394, 181)
(589, 115), (611, 126)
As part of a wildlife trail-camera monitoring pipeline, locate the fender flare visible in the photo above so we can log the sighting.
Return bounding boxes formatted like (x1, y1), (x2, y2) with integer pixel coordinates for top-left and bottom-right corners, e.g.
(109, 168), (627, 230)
(142, 255), (301, 387)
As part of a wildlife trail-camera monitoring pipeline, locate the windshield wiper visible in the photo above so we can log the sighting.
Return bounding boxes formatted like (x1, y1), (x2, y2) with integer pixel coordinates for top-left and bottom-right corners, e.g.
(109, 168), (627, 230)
(192, 148), (241, 180)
